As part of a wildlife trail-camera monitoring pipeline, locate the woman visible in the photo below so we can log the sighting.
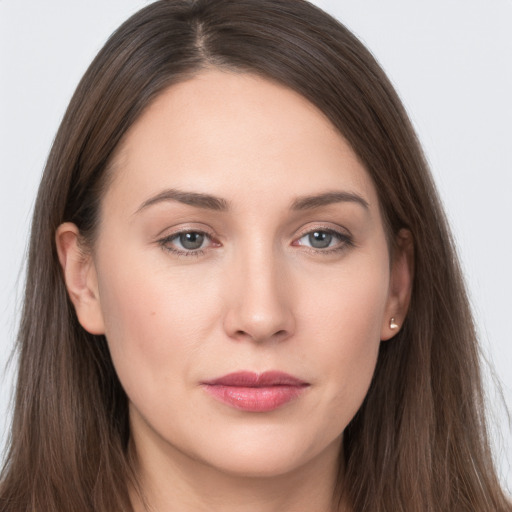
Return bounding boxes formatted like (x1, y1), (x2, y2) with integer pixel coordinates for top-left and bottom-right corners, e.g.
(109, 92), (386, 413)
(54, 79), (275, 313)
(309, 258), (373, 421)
(0, 0), (510, 510)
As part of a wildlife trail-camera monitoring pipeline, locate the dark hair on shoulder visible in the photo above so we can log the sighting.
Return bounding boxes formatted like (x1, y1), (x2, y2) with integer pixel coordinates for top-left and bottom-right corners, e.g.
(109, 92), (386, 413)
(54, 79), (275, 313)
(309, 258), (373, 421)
(1, 1), (510, 510)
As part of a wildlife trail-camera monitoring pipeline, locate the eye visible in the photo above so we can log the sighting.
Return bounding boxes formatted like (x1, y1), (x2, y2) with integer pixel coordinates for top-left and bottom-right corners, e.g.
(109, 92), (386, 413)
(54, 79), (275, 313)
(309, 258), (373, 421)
(302, 230), (335, 249)
(293, 228), (353, 252)
(175, 231), (207, 250)
(158, 230), (217, 256)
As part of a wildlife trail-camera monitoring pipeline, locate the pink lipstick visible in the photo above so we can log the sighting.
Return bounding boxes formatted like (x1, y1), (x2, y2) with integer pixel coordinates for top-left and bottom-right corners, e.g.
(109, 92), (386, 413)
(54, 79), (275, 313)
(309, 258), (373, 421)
(201, 371), (309, 412)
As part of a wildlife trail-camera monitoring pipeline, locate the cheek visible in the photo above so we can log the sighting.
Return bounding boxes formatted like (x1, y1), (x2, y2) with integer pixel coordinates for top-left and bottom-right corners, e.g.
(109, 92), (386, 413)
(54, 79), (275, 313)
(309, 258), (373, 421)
(94, 247), (223, 404)
(299, 248), (390, 343)
(297, 253), (389, 423)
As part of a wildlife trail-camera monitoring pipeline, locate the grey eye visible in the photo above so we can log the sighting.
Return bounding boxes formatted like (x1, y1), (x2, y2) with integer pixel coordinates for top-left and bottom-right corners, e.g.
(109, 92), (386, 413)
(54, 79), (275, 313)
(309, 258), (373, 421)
(307, 231), (333, 249)
(178, 232), (206, 250)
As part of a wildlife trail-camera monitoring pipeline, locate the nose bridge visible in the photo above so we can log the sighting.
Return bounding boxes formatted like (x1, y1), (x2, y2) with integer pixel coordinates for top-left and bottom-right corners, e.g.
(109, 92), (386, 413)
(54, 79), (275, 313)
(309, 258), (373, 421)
(223, 234), (294, 343)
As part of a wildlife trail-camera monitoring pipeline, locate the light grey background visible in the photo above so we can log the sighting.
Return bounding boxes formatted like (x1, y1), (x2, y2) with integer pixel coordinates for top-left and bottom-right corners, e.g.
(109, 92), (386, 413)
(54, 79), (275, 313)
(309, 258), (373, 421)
(1, 0), (511, 491)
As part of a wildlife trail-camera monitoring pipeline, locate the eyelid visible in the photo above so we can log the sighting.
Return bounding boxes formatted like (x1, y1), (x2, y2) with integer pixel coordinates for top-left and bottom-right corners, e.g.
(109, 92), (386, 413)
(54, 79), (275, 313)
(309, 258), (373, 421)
(294, 222), (352, 239)
(154, 221), (216, 239)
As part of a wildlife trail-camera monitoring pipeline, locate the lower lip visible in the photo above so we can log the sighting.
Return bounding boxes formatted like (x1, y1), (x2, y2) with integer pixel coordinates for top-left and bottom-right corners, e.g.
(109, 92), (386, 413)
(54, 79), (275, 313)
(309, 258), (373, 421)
(202, 385), (307, 412)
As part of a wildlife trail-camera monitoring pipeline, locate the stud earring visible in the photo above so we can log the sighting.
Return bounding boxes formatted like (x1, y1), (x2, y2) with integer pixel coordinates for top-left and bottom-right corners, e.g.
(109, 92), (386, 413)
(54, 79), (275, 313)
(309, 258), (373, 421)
(389, 317), (399, 330)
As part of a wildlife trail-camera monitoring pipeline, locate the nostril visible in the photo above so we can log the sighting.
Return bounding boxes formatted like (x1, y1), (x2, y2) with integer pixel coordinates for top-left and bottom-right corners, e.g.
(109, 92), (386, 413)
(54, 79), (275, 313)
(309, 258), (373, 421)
(232, 328), (289, 343)
(223, 295), (296, 343)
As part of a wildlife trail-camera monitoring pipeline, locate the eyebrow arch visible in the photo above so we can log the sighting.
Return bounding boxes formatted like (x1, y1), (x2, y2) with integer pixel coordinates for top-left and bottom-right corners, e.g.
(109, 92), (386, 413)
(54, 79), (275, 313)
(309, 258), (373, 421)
(135, 188), (230, 214)
(291, 191), (369, 211)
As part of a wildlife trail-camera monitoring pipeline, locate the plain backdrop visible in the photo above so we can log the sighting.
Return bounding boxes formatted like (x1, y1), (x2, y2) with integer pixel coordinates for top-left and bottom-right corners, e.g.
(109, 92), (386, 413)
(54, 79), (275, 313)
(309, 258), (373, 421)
(1, 0), (511, 491)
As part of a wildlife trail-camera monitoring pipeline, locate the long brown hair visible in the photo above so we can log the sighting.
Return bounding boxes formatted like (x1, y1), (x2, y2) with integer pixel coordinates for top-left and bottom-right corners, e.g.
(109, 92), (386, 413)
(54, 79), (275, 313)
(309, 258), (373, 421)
(1, 1), (509, 510)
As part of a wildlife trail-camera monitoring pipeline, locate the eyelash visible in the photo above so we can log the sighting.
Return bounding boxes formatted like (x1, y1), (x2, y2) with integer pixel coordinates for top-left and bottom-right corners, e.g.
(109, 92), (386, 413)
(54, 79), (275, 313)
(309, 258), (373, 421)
(157, 227), (354, 258)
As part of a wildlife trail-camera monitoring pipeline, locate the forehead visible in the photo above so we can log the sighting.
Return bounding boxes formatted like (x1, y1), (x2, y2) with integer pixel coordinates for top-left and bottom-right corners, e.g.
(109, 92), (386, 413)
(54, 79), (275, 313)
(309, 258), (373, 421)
(105, 69), (379, 216)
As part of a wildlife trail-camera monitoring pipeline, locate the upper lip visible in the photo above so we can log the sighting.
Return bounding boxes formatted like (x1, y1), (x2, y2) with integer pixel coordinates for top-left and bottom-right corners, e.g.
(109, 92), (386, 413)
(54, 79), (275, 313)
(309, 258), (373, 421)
(202, 371), (309, 387)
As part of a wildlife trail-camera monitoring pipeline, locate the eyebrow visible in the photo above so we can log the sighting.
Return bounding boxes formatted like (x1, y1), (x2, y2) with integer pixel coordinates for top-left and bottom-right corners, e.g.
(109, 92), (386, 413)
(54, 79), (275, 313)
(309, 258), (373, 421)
(135, 188), (230, 214)
(291, 191), (369, 211)
(134, 188), (369, 215)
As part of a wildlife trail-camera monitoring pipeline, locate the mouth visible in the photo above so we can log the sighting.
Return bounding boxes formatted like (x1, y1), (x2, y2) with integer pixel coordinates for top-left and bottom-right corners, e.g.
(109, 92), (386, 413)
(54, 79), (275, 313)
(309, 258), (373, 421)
(201, 371), (310, 412)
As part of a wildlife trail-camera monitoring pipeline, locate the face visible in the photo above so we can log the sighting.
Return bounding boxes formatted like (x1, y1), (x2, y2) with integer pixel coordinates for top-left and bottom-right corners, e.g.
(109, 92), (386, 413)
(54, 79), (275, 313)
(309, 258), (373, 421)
(58, 69), (411, 480)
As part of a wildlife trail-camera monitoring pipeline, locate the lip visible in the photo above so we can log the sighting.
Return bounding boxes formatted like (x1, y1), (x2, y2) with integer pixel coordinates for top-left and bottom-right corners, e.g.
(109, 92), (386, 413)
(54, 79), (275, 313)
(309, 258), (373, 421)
(201, 371), (309, 412)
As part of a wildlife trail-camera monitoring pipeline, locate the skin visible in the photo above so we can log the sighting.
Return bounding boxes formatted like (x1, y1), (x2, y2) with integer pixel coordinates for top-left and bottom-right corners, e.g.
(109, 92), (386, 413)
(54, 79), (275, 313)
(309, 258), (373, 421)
(57, 69), (413, 512)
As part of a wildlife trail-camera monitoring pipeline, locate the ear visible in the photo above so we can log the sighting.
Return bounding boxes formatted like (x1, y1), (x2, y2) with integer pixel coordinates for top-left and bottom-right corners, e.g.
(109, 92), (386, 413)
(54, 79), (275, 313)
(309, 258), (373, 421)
(55, 222), (105, 335)
(381, 228), (414, 341)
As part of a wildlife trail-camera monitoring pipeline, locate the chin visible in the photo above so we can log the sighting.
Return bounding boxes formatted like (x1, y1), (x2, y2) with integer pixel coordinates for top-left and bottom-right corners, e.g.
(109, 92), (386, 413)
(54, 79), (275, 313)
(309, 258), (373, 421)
(189, 429), (341, 479)
(205, 451), (308, 478)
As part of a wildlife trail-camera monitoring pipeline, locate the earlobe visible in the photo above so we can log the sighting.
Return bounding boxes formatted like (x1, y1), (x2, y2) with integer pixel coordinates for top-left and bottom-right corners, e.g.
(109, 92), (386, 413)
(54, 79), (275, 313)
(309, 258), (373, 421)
(381, 229), (414, 341)
(55, 222), (105, 335)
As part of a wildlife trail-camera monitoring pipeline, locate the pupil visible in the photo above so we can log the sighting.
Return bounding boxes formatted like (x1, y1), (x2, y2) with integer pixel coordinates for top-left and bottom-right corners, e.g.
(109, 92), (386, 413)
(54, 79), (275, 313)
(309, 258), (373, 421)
(309, 231), (332, 249)
(180, 232), (204, 250)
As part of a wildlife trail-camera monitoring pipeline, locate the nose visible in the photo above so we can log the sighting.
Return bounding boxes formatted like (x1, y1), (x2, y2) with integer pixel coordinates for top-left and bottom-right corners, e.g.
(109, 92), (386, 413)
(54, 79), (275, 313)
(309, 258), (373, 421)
(222, 246), (295, 344)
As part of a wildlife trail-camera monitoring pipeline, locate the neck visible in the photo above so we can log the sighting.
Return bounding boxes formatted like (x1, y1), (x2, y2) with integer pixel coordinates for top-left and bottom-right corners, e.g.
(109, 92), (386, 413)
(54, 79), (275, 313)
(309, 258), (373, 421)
(129, 432), (347, 512)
